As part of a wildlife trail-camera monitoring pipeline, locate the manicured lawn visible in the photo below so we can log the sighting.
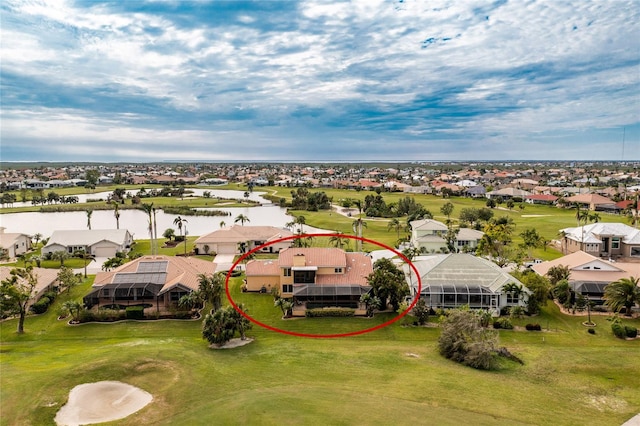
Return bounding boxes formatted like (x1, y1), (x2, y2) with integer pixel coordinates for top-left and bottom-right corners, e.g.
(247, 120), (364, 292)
(1, 277), (639, 425)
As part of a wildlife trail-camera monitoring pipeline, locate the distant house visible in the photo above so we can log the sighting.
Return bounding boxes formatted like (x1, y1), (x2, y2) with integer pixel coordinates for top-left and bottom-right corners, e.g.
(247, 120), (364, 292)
(525, 194), (558, 205)
(0, 230), (32, 260)
(409, 219), (483, 253)
(405, 254), (530, 312)
(83, 255), (216, 309)
(564, 193), (616, 211)
(531, 251), (640, 305)
(194, 225), (294, 255)
(42, 229), (133, 258)
(559, 222), (640, 259)
(245, 247), (373, 313)
(0, 266), (59, 307)
(485, 187), (532, 200)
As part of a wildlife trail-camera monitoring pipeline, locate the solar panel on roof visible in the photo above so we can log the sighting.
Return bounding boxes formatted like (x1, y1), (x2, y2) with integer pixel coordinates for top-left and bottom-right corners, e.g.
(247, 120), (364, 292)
(137, 261), (168, 273)
(113, 272), (166, 285)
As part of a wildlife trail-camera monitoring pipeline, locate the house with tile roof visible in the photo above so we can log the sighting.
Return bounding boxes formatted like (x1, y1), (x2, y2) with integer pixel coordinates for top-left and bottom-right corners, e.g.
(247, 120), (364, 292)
(405, 254), (530, 312)
(245, 247), (373, 313)
(531, 251), (640, 305)
(564, 193), (617, 211)
(194, 225), (294, 255)
(0, 266), (59, 307)
(42, 229), (133, 258)
(83, 255), (217, 309)
(559, 222), (640, 259)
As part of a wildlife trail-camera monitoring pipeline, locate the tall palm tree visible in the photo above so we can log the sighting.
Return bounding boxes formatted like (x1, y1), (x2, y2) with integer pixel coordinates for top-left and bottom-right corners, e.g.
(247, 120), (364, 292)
(141, 203), (155, 254)
(352, 217), (367, 251)
(235, 214), (250, 226)
(31, 233), (43, 248)
(604, 276), (640, 316)
(111, 201), (120, 229)
(173, 216), (188, 255)
(86, 209), (93, 230)
(387, 218), (403, 240)
(219, 220), (226, 229)
(294, 215), (306, 233)
(329, 233), (349, 249)
(74, 249), (96, 278)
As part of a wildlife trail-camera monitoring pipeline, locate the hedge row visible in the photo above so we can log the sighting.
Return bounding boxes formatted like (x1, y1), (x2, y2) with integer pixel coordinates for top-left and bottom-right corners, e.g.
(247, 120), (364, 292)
(492, 318), (513, 329)
(612, 323), (638, 339)
(29, 291), (58, 314)
(525, 323), (542, 331)
(305, 308), (355, 318)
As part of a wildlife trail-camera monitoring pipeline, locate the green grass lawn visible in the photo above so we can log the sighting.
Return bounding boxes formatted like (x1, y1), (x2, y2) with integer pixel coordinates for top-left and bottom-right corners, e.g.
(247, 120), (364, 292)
(1, 277), (639, 426)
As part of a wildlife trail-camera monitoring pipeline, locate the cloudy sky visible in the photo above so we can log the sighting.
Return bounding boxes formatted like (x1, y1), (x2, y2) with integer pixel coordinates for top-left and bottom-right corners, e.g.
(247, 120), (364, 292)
(1, 0), (639, 162)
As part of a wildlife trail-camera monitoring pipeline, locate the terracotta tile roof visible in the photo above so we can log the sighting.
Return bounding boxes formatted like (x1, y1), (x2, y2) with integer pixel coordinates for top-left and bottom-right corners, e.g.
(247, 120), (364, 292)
(0, 266), (59, 297)
(92, 255), (216, 293)
(195, 225), (293, 244)
(315, 253), (372, 286)
(278, 248), (347, 268)
(245, 259), (280, 276)
(565, 193), (614, 205)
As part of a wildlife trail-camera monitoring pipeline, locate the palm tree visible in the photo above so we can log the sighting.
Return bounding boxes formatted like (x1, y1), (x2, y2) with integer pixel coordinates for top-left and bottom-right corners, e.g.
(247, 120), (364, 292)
(141, 203), (155, 254)
(31, 233), (43, 248)
(235, 214), (250, 226)
(61, 300), (82, 323)
(352, 217), (367, 252)
(284, 221), (296, 232)
(85, 209), (93, 230)
(111, 201), (120, 229)
(51, 250), (70, 267)
(294, 215), (306, 233)
(502, 282), (524, 305)
(173, 216), (188, 241)
(604, 276), (640, 316)
(219, 220), (226, 229)
(329, 233), (349, 249)
(387, 218), (403, 240)
(74, 249), (96, 278)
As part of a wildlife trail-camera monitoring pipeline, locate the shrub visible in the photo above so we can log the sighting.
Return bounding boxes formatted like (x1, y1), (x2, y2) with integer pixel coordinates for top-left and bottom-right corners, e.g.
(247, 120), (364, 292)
(78, 310), (97, 323)
(125, 306), (145, 320)
(29, 299), (50, 314)
(624, 326), (638, 339)
(493, 318), (513, 330)
(587, 328), (596, 335)
(305, 308), (355, 317)
(611, 323), (626, 339)
(438, 309), (499, 370)
(525, 323), (541, 331)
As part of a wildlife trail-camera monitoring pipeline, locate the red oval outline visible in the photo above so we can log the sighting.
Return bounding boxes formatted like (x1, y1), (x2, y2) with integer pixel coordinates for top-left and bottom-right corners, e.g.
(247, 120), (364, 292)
(225, 233), (422, 338)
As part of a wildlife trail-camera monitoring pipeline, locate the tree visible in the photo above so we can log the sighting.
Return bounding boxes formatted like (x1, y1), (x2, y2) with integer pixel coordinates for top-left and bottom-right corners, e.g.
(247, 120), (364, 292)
(179, 292), (202, 311)
(31, 233), (43, 247)
(57, 266), (81, 293)
(85, 169), (100, 187)
(163, 228), (175, 241)
(228, 303), (252, 340)
(604, 276), (640, 316)
(387, 218), (404, 240)
(111, 201), (121, 229)
(438, 308), (499, 370)
(61, 300), (83, 323)
(440, 202), (454, 223)
(85, 209), (93, 230)
(502, 282), (524, 305)
(476, 217), (518, 267)
(140, 203), (155, 255)
(202, 308), (235, 346)
(0, 267), (38, 333)
(275, 297), (293, 318)
(51, 250), (70, 267)
(367, 258), (410, 311)
(173, 216), (188, 255)
(198, 273), (225, 312)
(234, 214), (250, 226)
(546, 265), (570, 286)
(359, 293), (380, 317)
(73, 249), (95, 278)
(411, 297), (429, 325)
(219, 220), (226, 229)
(352, 217), (367, 251)
(294, 215), (306, 233)
(329, 233), (349, 249)
(520, 228), (544, 259)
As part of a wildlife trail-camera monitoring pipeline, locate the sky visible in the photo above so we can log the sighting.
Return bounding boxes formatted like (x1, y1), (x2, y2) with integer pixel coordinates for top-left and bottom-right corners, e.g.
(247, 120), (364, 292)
(1, 0), (639, 163)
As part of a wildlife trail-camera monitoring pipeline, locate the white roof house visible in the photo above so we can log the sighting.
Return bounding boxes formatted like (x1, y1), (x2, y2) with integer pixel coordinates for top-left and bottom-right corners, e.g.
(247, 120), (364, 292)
(559, 222), (640, 259)
(42, 229), (133, 258)
(410, 219), (484, 253)
(0, 231), (32, 259)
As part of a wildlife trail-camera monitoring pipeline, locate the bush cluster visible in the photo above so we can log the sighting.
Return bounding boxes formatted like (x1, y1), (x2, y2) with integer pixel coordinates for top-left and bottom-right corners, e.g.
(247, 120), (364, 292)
(305, 308), (355, 317)
(29, 291), (58, 314)
(611, 323), (626, 339)
(587, 328), (596, 335)
(624, 326), (638, 339)
(125, 306), (145, 320)
(492, 318), (513, 329)
(525, 323), (542, 331)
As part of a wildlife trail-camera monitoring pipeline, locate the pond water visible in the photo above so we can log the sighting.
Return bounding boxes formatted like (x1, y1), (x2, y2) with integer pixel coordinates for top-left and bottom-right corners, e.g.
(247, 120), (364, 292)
(1, 188), (268, 209)
(0, 205), (293, 239)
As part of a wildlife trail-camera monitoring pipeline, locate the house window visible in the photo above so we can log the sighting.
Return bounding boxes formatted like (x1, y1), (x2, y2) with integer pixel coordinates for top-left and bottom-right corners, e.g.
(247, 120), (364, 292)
(334, 268), (343, 273)
(611, 238), (620, 249)
(103, 289), (110, 297)
(631, 247), (640, 257)
(507, 294), (519, 304)
(282, 284), (293, 293)
(283, 268), (292, 277)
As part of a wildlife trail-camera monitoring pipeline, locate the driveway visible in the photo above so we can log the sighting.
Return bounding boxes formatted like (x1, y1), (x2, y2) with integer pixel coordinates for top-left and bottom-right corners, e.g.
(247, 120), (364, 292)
(213, 254), (237, 272)
(73, 257), (109, 275)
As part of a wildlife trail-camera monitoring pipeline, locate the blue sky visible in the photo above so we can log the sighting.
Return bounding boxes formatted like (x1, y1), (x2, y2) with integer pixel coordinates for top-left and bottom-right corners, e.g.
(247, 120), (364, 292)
(1, 0), (638, 162)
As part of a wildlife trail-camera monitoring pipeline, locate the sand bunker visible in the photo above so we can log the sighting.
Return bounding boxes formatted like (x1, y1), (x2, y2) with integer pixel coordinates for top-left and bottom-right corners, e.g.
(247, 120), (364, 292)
(55, 381), (152, 426)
